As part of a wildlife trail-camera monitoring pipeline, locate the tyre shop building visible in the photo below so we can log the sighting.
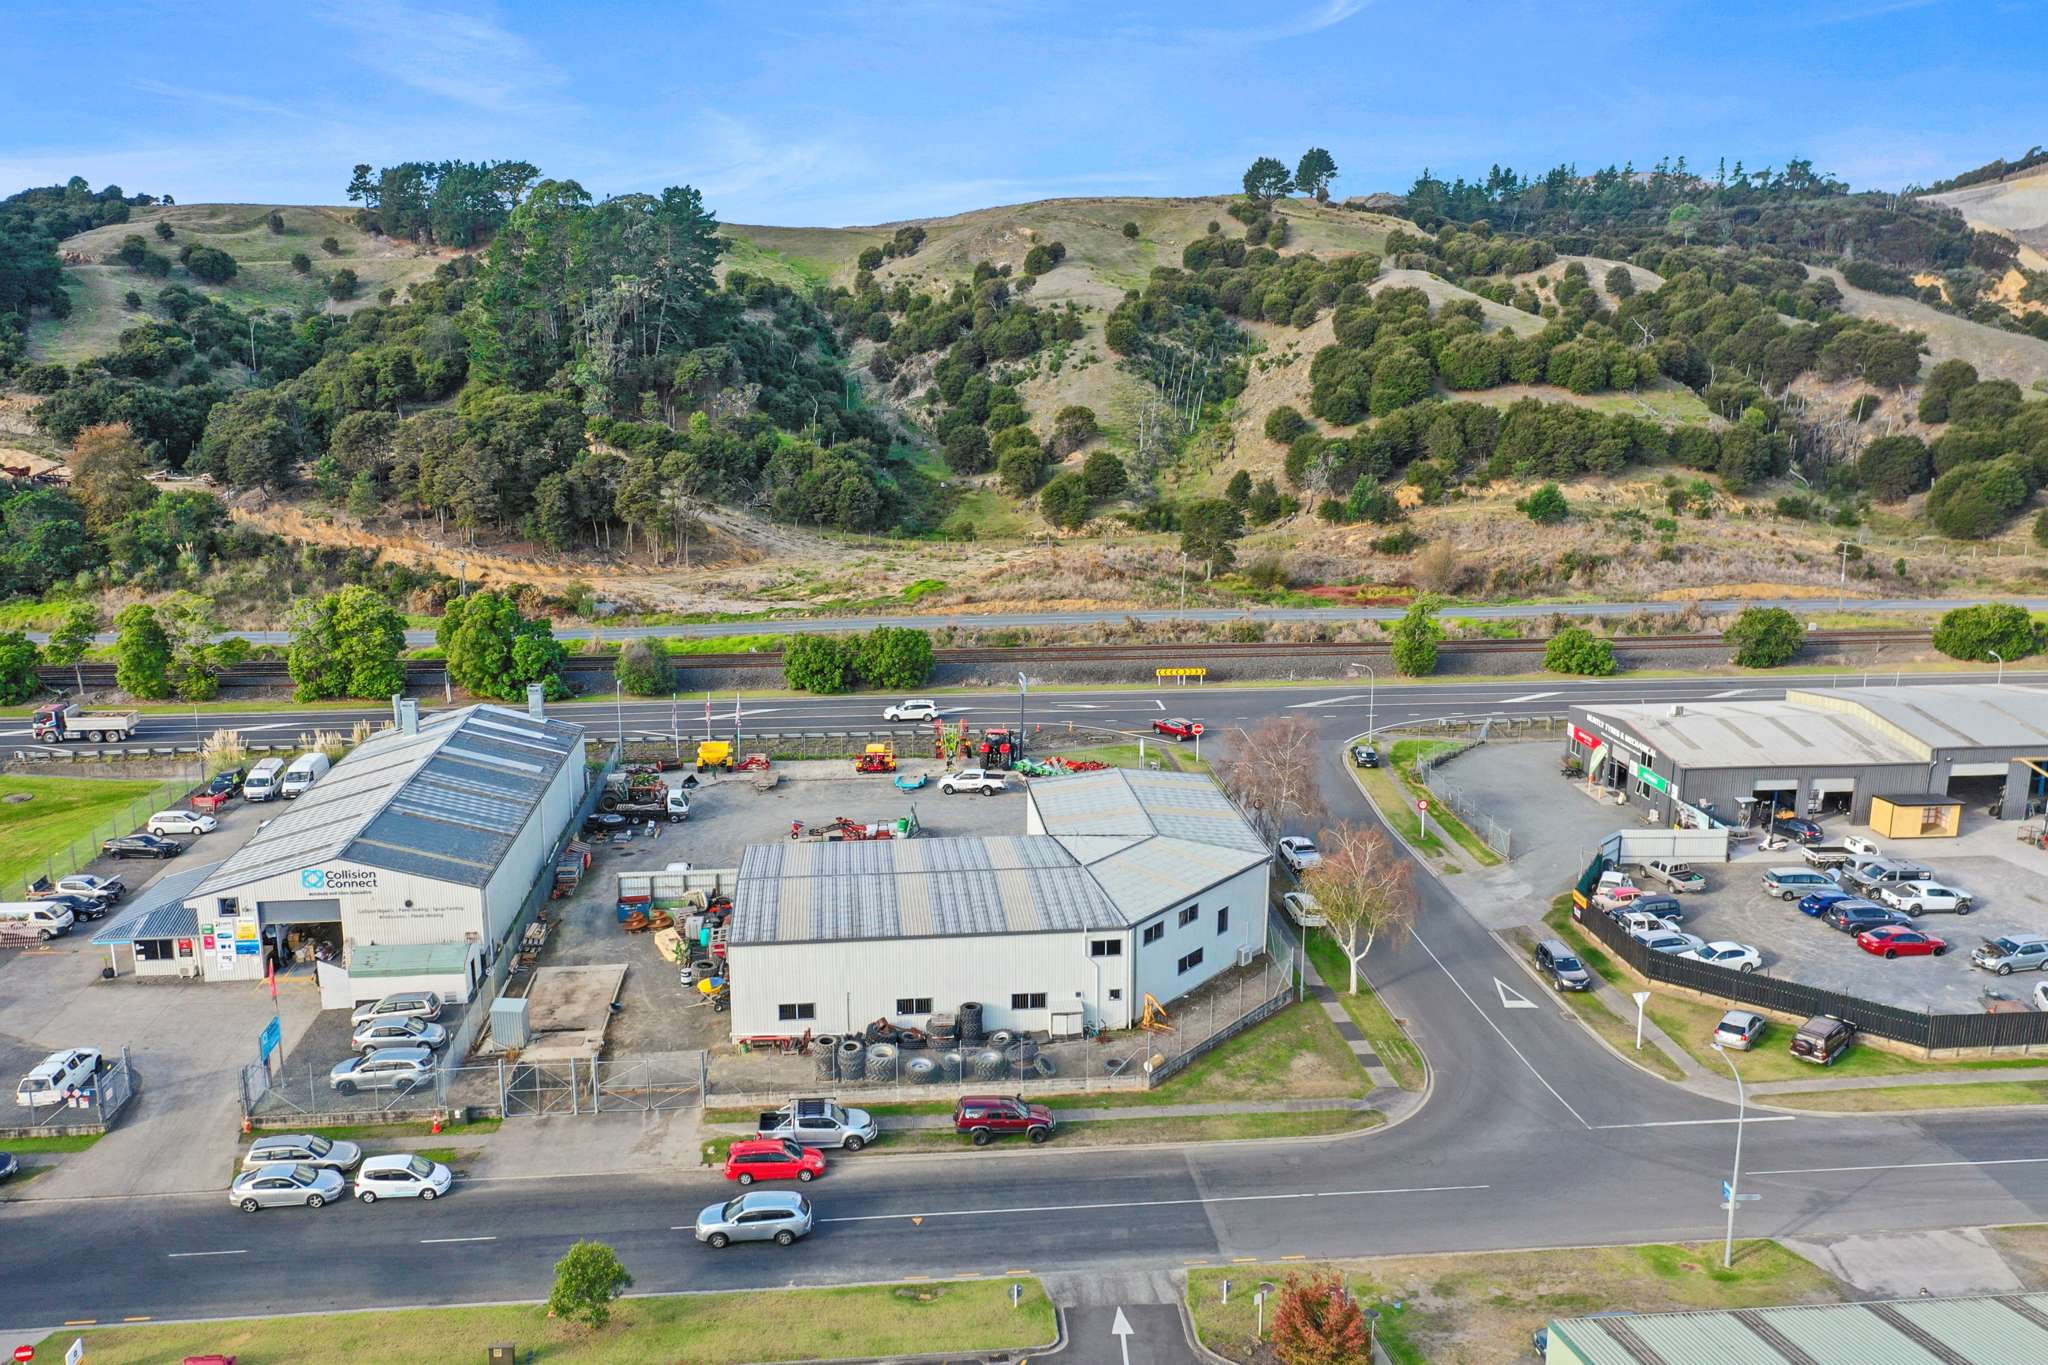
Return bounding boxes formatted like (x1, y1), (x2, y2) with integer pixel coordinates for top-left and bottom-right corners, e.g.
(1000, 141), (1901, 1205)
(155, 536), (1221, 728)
(180, 700), (588, 1006)
(1566, 684), (2048, 828)
(724, 768), (1272, 1039)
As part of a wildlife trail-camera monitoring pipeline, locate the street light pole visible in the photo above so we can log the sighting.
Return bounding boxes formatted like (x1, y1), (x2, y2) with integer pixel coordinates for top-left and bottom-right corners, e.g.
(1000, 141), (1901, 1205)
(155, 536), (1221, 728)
(1363, 663), (1377, 739)
(1836, 542), (1850, 615)
(1990, 649), (2005, 686)
(1017, 672), (1027, 747)
(1712, 1042), (1747, 1269)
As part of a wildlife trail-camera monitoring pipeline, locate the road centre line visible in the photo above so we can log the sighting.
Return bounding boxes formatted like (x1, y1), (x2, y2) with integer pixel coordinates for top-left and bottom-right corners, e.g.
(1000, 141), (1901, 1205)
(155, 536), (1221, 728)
(420, 1236), (496, 1244)
(1753, 1156), (2048, 1177)
(166, 1249), (248, 1258)
(817, 1183), (1490, 1225)
(1594, 1116), (1796, 1129)
(1411, 931), (1592, 1129)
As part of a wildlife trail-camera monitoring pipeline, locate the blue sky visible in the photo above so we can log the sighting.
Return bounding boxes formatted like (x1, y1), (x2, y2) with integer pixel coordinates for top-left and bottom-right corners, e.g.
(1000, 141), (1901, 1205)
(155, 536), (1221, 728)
(5, 0), (2044, 226)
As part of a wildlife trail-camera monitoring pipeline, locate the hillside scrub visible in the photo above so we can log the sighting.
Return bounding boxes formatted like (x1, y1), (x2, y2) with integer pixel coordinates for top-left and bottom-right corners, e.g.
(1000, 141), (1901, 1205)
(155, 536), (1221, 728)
(1725, 607), (1802, 668)
(1544, 626), (1616, 676)
(1932, 604), (2039, 662)
(782, 628), (934, 694)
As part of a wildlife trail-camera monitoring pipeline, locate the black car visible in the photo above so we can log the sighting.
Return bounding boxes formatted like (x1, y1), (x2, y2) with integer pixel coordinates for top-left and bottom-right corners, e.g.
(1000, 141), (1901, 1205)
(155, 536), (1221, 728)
(1822, 899), (1910, 934)
(39, 893), (110, 923)
(0, 1151), (18, 1183)
(1772, 815), (1824, 844)
(1349, 744), (1380, 769)
(1632, 894), (1685, 925)
(206, 767), (246, 797)
(102, 833), (183, 860)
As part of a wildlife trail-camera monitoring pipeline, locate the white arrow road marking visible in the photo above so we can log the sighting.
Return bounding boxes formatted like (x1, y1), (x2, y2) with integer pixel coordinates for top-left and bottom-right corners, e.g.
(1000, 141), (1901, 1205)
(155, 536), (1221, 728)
(1494, 977), (1538, 1009)
(1112, 1305), (1134, 1365)
(1286, 694), (1373, 709)
(1154, 700), (1166, 711)
(1498, 691), (1560, 703)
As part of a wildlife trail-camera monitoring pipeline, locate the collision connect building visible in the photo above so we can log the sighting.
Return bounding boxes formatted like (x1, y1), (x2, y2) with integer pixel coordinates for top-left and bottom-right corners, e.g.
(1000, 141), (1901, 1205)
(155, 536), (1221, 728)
(723, 768), (1274, 1038)
(1567, 684), (2048, 830)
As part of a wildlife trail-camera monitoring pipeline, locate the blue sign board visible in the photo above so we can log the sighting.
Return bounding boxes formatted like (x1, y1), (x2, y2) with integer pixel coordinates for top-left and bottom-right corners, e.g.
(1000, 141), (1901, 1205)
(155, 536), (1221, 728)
(236, 940), (260, 955)
(260, 1015), (283, 1062)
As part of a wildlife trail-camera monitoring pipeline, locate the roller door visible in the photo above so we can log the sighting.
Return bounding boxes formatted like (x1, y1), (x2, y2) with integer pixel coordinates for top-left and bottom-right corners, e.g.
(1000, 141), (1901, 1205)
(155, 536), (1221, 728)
(1810, 778), (1857, 795)
(1950, 762), (2011, 778)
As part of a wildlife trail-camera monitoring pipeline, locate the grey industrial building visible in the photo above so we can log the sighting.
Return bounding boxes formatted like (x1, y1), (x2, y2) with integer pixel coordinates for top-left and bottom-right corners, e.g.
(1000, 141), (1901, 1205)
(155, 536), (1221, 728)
(1567, 684), (2048, 828)
(724, 768), (1273, 1038)
(179, 700), (588, 1006)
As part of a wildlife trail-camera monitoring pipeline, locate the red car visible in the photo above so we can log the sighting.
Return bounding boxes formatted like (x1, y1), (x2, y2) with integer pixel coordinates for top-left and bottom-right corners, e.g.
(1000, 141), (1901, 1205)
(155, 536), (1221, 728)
(1856, 925), (1948, 959)
(953, 1094), (1056, 1145)
(723, 1138), (826, 1184)
(1152, 718), (1203, 741)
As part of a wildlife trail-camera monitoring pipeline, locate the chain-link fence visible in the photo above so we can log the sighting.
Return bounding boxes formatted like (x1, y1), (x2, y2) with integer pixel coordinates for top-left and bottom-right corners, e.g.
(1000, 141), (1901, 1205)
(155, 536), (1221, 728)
(240, 1050), (705, 1123)
(2, 1046), (134, 1135)
(1414, 740), (1514, 859)
(9, 778), (195, 894)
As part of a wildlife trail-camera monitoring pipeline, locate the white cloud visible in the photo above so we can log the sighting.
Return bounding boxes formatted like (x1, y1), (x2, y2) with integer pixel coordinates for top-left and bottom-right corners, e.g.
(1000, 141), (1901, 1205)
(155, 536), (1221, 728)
(316, 0), (568, 115)
(133, 79), (310, 123)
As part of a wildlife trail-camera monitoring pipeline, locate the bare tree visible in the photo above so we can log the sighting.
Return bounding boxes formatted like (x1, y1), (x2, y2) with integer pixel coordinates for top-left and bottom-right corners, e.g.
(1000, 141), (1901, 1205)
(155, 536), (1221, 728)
(1213, 715), (1328, 846)
(1302, 822), (1418, 994)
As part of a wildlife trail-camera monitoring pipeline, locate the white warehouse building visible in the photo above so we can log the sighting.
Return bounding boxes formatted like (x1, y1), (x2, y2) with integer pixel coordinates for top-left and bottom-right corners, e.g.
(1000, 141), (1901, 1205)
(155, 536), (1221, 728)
(180, 700), (588, 1007)
(725, 768), (1273, 1039)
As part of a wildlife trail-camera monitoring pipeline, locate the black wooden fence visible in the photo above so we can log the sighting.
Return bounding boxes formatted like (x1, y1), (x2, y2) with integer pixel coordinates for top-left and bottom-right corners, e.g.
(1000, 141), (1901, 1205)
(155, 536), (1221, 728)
(1576, 902), (2048, 1053)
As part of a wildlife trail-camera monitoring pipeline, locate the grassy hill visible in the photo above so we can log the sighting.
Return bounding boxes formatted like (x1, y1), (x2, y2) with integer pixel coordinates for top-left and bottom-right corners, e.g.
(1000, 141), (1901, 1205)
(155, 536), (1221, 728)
(1926, 166), (2048, 270)
(28, 202), (447, 365)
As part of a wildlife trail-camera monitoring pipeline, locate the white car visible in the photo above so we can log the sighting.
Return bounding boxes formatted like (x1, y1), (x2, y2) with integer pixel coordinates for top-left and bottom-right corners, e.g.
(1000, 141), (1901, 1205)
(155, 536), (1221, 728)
(2035, 981), (2048, 1013)
(350, 992), (443, 1026)
(1843, 835), (1881, 859)
(354, 1153), (453, 1203)
(1281, 891), (1328, 927)
(1277, 837), (1321, 872)
(15, 1048), (102, 1108)
(52, 873), (124, 902)
(146, 810), (218, 836)
(1616, 911), (1681, 937)
(938, 769), (1006, 796)
(1877, 881), (1975, 916)
(883, 699), (938, 722)
(352, 1016), (449, 1053)
(1632, 929), (1707, 957)
(1683, 941), (1763, 973)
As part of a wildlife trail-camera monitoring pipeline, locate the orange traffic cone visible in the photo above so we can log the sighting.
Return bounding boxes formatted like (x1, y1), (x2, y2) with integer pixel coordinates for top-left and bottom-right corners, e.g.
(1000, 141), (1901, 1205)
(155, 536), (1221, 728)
(431, 1113), (443, 1135)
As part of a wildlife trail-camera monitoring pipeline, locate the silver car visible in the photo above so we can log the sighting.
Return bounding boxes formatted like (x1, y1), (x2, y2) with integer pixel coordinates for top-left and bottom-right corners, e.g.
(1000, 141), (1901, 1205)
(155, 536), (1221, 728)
(352, 1016), (449, 1053)
(243, 1133), (362, 1172)
(330, 1047), (435, 1095)
(694, 1190), (814, 1248)
(350, 992), (442, 1026)
(230, 1162), (344, 1212)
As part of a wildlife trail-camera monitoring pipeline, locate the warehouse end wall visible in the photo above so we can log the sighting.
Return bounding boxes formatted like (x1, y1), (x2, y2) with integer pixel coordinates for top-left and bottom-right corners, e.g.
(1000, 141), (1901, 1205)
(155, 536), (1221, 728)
(1130, 864), (1270, 1013)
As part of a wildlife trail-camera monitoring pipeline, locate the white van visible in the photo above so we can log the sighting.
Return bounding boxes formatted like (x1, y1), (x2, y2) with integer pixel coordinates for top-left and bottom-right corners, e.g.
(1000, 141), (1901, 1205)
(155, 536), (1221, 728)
(0, 901), (75, 943)
(243, 756), (287, 802)
(16, 1048), (101, 1108)
(279, 751), (331, 799)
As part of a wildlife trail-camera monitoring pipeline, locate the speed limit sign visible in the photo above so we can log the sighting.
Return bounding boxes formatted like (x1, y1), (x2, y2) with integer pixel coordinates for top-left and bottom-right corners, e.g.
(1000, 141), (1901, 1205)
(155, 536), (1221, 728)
(1417, 799), (1429, 812)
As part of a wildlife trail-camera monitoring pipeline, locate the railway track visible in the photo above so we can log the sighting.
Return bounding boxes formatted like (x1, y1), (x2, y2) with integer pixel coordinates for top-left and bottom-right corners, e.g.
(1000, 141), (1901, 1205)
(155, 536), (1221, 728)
(35, 628), (1933, 690)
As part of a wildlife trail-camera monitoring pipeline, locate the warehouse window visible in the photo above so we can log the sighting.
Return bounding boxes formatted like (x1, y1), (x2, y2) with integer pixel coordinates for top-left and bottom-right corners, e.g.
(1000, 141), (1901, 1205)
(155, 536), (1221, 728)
(1011, 992), (1047, 1010)
(1216, 906), (1230, 936)
(1141, 923), (1164, 945)
(777, 1003), (816, 1022)
(1108, 989), (1123, 1001)
(1177, 948), (1204, 975)
(1089, 939), (1122, 957)
(1178, 906), (1199, 928)
(895, 996), (932, 1016)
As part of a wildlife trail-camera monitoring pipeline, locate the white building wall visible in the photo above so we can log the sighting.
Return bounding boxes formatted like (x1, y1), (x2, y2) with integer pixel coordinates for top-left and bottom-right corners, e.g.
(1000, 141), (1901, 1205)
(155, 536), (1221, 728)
(727, 931), (1111, 1038)
(1130, 864), (1270, 1009)
(480, 737), (587, 949)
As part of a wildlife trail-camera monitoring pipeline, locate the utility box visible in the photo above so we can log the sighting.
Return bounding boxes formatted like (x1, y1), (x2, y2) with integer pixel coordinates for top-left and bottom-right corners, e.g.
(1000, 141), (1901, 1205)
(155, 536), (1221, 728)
(488, 1346), (518, 1364)
(490, 994), (532, 1049)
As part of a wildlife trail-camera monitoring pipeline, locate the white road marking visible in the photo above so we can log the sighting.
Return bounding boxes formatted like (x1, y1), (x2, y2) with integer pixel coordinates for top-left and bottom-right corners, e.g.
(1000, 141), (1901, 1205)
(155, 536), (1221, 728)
(1155, 700), (1166, 711)
(1286, 694), (1372, 709)
(1706, 689), (1753, 699)
(1498, 691), (1560, 704)
(1753, 1156), (2048, 1177)
(1494, 978), (1538, 1009)
(419, 1235), (496, 1244)
(167, 1249), (248, 1258)
(1413, 933), (1590, 1128)
(1594, 1116), (1796, 1129)
(817, 1183), (1491, 1224)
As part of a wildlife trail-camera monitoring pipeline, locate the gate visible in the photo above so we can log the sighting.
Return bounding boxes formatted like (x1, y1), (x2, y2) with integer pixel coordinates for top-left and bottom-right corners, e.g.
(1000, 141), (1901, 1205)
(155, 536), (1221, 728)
(589, 1052), (704, 1114)
(500, 1059), (581, 1116)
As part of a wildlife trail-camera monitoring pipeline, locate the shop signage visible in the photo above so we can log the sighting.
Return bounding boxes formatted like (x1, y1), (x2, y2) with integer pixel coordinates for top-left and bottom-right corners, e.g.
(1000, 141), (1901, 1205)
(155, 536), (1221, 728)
(1570, 725), (1599, 749)
(234, 921), (258, 941)
(1633, 763), (1670, 794)
(302, 867), (377, 893)
(260, 1015), (282, 1062)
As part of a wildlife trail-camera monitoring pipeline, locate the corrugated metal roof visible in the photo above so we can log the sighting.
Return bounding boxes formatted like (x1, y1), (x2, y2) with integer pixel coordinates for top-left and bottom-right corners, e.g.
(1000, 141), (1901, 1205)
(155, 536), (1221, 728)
(1580, 699), (1923, 770)
(1548, 1293), (2048, 1363)
(1789, 684), (2048, 753)
(351, 942), (472, 976)
(190, 705), (582, 899)
(91, 862), (220, 946)
(733, 769), (1268, 945)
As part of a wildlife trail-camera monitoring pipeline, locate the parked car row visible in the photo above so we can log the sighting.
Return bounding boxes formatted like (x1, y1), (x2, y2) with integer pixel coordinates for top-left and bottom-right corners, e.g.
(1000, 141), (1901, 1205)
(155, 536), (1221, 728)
(230, 1150), (453, 1211)
(1583, 882), (1764, 973)
(1711, 1009), (1860, 1067)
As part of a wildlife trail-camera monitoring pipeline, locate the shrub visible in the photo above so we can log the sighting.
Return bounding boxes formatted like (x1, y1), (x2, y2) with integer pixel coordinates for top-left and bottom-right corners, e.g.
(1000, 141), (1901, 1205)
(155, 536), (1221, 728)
(2036, 508), (2048, 549)
(782, 633), (859, 693)
(1856, 435), (1930, 501)
(941, 424), (992, 474)
(1121, 221), (1140, 239)
(1264, 405), (1310, 443)
(182, 244), (239, 284)
(1725, 606), (1802, 668)
(855, 626), (935, 689)
(1518, 482), (1569, 524)
(1932, 603), (2038, 662)
(1049, 404), (1098, 455)
(615, 638), (671, 696)
(856, 246), (884, 271)
(1390, 597), (1444, 676)
(1081, 449), (1128, 498)
(1603, 264), (1635, 299)
(547, 1241), (632, 1330)
(1928, 458), (2028, 539)
(996, 445), (1046, 496)
(1345, 477), (1402, 525)
(290, 252), (312, 274)
(1543, 625), (1616, 676)
(320, 235), (342, 255)
(0, 631), (39, 705)
(1040, 472), (1092, 529)
(1225, 469), (1253, 506)
(327, 268), (359, 301)
(266, 210), (285, 234)
(1371, 527), (1421, 554)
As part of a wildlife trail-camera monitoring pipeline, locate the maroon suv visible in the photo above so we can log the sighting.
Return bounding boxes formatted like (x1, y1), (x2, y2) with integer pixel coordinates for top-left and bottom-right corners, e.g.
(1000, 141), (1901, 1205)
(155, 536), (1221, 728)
(953, 1094), (1056, 1145)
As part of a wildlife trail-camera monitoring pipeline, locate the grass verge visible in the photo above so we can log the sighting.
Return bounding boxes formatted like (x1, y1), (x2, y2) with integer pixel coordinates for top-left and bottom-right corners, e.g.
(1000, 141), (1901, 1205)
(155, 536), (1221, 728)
(1383, 738), (1503, 867)
(284, 1118), (504, 1141)
(1514, 916), (1685, 1081)
(707, 1109), (1378, 1158)
(1188, 1240), (1838, 1364)
(1763, 1081), (2048, 1112)
(0, 1132), (103, 1153)
(1303, 931), (1426, 1089)
(1350, 762), (1458, 869)
(0, 773), (183, 896)
(69, 1277), (1056, 1365)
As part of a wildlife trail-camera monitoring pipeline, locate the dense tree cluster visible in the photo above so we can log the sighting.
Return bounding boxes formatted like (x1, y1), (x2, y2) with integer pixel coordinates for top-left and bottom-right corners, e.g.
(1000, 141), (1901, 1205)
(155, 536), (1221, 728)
(781, 627), (934, 694)
(346, 160), (539, 246)
(1852, 361), (2048, 537)
(0, 176), (153, 371)
(1915, 147), (2048, 196)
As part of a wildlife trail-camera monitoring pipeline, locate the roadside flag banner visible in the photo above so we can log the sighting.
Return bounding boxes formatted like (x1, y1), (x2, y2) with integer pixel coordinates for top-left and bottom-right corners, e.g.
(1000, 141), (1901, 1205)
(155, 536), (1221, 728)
(267, 958), (277, 999)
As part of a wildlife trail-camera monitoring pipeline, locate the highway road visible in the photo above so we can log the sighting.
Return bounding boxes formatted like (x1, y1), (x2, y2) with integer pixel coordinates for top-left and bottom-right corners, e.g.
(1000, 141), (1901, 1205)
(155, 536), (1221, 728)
(34, 593), (2048, 648)
(7, 668), (2048, 1336)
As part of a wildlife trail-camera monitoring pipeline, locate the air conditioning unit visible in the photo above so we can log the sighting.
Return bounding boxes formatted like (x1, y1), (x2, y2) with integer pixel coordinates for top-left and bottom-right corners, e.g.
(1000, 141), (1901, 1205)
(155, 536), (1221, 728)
(1237, 944), (1256, 968)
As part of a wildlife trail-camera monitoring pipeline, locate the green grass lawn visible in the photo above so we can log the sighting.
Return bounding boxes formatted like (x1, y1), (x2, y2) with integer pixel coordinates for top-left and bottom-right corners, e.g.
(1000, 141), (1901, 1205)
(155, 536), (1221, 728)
(69, 1278), (1056, 1365)
(0, 773), (183, 896)
(1303, 932), (1426, 1089)
(1380, 739), (1503, 867)
(1189, 1240), (1837, 1364)
(1349, 760), (1457, 866)
(288, 1118), (503, 1141)
(0, 1132), (103, 1153)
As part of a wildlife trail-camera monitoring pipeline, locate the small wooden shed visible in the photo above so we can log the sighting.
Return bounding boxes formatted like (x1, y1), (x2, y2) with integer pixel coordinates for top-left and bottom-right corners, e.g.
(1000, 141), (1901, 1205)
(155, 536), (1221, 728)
(1870, 793), (1963, 839)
